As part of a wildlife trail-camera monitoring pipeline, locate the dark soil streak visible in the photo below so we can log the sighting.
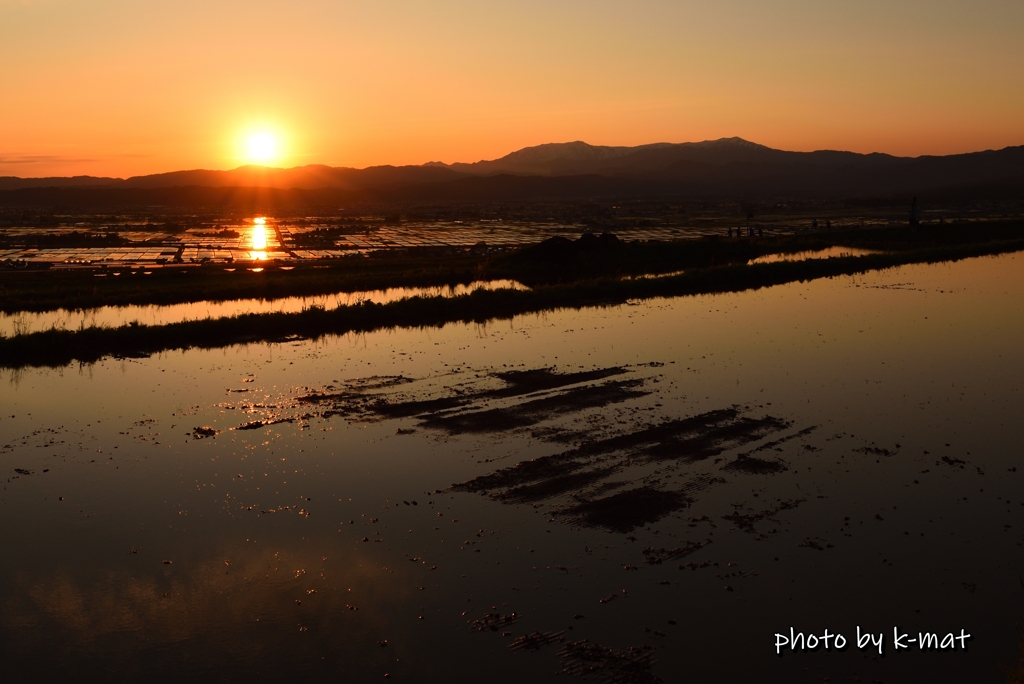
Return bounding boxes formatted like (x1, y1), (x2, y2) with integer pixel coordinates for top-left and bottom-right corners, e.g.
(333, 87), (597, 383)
(570, 409), (742, 458)
(491, 367), (629, 396)
(451, 403), (794, 533)
(370, 395), (469, 419)
(453, 454), (587, 494)
(300, 367), (801, 534)
(496, 466), (623, 504)
(722, 455), (788, 474)
(418, 379), (647, 434)
(558, 487), (692, 533)
(640, 415), (792, 463)
(735, 425), (819, 456)
(300, 367), (633, 424)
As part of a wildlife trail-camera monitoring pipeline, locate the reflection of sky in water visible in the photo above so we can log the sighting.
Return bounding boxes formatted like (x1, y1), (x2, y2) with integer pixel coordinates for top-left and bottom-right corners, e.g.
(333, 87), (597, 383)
(0, 280), (528, 337)
(747, 245), (879, 265)
(2, 252), (1023, 681)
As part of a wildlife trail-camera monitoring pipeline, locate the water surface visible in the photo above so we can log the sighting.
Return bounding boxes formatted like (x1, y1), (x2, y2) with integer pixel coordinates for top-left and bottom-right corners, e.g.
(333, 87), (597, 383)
(0, 279), (527, 337)
(747, 245), (879, 265)
(2, 252), (1022, 683)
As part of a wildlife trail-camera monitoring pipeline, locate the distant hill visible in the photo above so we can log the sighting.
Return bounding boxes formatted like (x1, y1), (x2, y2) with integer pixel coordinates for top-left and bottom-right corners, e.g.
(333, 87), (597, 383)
(116, 164), (465, 190)
(0, 175), (123, 191)
(431, 138), (1024, 193)
(432, 141), (677, 176)
(2, 137), (1023, 206)
(0, 164), (465, 192)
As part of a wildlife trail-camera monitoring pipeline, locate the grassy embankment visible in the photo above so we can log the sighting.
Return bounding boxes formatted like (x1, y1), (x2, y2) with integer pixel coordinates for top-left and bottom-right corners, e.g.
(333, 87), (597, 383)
(1, 221), (1023, 369)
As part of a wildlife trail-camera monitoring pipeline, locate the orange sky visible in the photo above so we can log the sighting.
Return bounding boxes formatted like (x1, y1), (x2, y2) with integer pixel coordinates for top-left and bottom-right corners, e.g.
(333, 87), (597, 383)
(2, 0), (1022, 178)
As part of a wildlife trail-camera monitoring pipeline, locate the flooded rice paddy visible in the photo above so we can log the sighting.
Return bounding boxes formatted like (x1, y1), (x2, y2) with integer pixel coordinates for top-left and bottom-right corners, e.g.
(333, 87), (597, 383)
(2, 252), (1023, 682)
(0, 280), (527, 338)
(0, 221), (712, 268)
(1, 244), (877, 339)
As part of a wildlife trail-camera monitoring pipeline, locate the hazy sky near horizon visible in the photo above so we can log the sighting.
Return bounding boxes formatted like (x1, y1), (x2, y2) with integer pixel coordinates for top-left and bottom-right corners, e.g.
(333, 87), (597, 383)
(2, 0), (1023, 177)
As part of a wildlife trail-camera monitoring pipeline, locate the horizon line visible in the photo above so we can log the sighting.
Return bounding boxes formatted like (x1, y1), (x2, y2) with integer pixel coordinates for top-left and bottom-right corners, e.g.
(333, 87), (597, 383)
(3, 137), (1022, 182)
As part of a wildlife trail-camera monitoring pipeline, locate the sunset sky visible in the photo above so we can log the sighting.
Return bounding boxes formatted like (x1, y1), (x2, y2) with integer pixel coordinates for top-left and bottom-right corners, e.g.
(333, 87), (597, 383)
(2, 0), (1022, 178)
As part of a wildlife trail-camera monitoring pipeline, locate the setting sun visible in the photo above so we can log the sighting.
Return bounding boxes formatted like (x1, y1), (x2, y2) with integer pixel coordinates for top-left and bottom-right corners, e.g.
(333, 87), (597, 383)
(245, 133), (279, 164)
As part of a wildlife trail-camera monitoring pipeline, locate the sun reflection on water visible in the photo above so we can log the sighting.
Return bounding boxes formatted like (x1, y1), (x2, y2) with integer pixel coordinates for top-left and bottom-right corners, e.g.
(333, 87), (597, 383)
(251, 217), (268, 258)
(253, 219), (270, 250)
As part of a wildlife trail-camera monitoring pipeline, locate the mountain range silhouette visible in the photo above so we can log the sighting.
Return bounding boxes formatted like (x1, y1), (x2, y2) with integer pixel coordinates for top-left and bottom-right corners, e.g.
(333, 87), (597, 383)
(3, 137), (1023, 204)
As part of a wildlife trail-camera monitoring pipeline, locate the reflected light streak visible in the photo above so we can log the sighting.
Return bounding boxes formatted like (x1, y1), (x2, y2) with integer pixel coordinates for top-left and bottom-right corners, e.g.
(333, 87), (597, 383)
(252, 222), (268, 252)
(251, 218), (269, 261)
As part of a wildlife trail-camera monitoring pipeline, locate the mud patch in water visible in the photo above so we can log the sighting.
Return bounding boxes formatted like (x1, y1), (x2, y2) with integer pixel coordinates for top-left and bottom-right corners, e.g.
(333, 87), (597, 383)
(297, 366), (634, 426)
(495, 466), (622, 505)
(559, 486), (693, 533)
(451, 406), (797, 532)
(419, 379), (647, 434)
(722, 454), (788, 474)
(269, 365), (813, 534)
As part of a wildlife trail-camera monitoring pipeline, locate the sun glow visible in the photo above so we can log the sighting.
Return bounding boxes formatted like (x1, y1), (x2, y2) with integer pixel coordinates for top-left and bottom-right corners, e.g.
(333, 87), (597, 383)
(245, 133), (279, 163)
